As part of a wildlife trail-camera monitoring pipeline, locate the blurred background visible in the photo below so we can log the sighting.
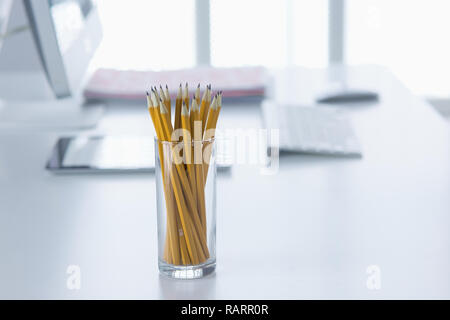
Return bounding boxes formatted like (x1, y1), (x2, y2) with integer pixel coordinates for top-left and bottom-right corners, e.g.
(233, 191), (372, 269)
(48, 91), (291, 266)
(2, 0), (449, 115)
(92, 0), (450, 101)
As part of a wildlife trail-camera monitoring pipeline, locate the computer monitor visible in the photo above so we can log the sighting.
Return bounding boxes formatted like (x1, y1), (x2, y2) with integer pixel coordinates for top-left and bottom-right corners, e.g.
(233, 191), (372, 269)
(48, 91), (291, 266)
(0, 0), (103, 128)
(24, 0), (102, 98)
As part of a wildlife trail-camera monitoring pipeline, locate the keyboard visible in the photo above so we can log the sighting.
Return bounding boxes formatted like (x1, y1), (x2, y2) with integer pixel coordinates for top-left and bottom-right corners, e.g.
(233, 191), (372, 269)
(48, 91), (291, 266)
(262, 100), (362, 156)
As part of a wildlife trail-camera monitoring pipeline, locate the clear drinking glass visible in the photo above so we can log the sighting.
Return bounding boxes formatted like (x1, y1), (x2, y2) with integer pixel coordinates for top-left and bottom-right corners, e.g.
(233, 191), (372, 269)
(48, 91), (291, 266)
(155, 137), (216, 279)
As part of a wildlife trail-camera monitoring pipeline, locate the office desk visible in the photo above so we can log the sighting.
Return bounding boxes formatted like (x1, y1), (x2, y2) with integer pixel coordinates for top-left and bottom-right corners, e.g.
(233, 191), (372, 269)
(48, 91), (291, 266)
(1, 66), (450, 299)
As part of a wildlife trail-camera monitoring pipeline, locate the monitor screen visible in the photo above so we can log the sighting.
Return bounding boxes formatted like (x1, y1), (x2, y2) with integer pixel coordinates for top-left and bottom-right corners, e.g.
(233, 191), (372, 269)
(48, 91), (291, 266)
(24, 0), (101, 98)
(49, 0), (93, 54)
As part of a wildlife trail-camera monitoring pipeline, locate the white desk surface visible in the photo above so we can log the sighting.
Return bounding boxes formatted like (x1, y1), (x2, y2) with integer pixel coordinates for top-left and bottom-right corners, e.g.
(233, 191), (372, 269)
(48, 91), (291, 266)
(1, 65), (450, 299)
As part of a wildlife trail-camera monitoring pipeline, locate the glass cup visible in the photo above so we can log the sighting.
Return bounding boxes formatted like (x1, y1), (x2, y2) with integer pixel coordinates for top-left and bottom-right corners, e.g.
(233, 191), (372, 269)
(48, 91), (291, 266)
(155, 137), (216, 279)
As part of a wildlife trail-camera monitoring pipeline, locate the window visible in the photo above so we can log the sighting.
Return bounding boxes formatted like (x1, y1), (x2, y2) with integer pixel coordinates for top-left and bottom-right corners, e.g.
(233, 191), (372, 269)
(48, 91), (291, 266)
(93, 0), (196, 70)
(347, 0), (450, 96)
(93, 0), (328, 70)
(210, 0), (288, 68)
(210, 0), (327, 68)
(289, 0), (328, 68)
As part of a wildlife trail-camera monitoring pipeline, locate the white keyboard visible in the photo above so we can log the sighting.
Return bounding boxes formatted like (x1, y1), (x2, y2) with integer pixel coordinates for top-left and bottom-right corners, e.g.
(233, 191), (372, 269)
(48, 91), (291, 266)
(262, 100), (362, 156)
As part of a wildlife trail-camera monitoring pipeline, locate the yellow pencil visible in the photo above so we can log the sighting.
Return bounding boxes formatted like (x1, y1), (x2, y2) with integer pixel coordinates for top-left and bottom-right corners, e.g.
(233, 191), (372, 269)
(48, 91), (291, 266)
(183, 82), (189, 110)
(195, 83), (200, 106)
(174, 84), (182, 131)
(181, 101), (195, 183)
(191, 98), (207, 237)
(199, 85), (209, 133)
(159, 85), (170, 120)
(203, 92), (222, 185)
(165, 84), (171, 120)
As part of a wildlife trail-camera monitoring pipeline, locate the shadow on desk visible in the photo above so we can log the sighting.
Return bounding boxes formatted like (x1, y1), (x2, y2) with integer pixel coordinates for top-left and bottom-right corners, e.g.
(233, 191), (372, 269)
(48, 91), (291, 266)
(317, 99), (380, 112)
(279, 152), (362, 170)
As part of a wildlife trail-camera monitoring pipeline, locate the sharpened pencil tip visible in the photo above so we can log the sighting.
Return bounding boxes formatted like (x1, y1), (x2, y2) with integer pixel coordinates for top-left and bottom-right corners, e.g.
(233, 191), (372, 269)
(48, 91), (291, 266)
(181, 101), (189, 116)
(191, 98), (198, 111)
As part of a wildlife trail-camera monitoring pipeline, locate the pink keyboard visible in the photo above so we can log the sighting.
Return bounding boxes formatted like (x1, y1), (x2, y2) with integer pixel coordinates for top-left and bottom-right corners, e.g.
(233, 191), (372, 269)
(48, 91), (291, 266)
(84, 66), (268, 101)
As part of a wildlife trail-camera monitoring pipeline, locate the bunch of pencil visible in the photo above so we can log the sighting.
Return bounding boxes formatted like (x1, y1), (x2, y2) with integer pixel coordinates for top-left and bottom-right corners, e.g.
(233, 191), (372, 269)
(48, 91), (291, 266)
(146, 84), (222, 266)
